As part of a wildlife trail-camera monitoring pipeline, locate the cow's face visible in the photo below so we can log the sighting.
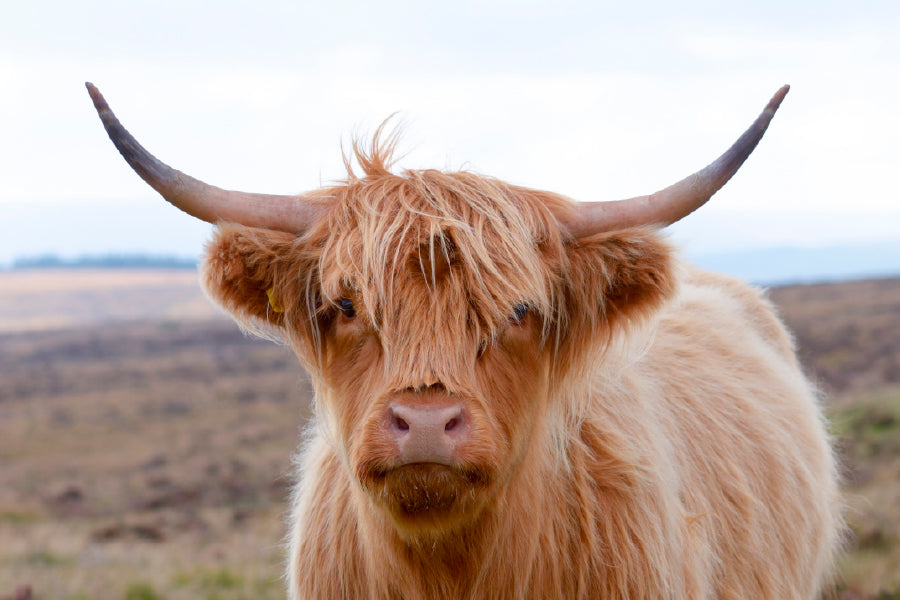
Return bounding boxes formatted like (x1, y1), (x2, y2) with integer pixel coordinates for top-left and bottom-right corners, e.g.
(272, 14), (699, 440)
(201, 169), (674, 538)
(319, 259), (554, 536)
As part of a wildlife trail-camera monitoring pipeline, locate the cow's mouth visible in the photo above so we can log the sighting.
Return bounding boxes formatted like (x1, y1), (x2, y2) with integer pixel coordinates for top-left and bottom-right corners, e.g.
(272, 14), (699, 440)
(362, 462), (492, 529)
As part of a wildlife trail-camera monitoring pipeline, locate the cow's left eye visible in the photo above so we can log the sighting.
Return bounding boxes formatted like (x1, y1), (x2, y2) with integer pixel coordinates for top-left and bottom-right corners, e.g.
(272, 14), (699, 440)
(510, 303), (529, 323)
(338, 298), (356, 318)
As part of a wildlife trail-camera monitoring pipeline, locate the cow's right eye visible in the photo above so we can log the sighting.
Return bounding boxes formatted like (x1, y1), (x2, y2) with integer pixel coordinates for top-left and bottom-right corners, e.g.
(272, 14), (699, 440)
(338, 298), (356, 318)
(510, 303), (529, 324)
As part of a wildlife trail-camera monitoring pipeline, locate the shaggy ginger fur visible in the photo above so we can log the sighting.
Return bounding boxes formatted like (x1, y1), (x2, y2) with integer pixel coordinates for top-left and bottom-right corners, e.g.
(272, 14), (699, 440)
(200, 138), (841, 599)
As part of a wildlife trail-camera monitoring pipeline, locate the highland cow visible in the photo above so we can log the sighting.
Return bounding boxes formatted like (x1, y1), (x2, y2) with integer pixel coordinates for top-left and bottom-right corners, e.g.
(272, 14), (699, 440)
(87, 82), (841, 600)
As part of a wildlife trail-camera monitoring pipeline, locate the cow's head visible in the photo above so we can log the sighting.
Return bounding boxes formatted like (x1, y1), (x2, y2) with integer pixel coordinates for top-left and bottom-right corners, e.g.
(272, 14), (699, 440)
(86, 83), (787, 537)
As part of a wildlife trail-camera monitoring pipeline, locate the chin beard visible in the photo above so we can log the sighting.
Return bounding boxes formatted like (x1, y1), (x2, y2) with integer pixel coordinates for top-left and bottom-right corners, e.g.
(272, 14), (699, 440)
(360, 462), (493, 534)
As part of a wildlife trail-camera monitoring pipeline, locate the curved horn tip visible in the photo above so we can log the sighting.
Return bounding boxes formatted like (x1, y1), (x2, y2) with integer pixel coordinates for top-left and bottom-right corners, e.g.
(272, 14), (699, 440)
(85, 82), (111, 115)
(767, 85), (790, 113)
(567, 85), (792, 237)
(83, 82), (324, 233)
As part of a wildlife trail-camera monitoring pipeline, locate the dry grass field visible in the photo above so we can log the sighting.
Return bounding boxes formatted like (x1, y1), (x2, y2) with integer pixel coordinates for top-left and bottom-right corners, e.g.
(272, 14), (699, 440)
(0, 269), (898, 599)
(0, 269), (219, 333)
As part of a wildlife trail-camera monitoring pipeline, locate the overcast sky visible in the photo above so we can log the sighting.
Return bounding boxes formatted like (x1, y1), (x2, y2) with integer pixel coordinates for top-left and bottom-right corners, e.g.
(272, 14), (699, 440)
(2, 0), (898, 265)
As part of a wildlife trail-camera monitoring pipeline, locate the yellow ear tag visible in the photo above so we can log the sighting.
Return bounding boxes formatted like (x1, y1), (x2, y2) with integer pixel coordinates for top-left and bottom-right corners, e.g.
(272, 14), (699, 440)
(266, 287), (284, 313)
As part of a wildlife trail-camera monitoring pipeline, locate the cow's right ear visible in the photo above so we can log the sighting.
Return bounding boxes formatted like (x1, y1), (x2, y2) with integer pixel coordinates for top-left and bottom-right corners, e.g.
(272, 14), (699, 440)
(200, 223), (299, 327)
(561, 227), (676, 345)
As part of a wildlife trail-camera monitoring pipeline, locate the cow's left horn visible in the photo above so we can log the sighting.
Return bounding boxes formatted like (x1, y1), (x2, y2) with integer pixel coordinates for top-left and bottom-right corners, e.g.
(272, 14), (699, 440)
(86, 83), (324, 233)
(567, 85), (789, 237)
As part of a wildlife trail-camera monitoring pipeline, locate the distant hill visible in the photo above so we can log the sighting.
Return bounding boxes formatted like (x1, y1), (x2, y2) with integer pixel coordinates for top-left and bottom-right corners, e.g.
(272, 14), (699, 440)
(7, 242), (898, 285)
(690, 241), (900, 285)
(9, 253), (198, 270)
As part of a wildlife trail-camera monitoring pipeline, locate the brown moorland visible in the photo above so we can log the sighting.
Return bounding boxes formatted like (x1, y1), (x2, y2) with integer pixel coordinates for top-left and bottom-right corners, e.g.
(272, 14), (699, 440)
(0, 269), (897, 599)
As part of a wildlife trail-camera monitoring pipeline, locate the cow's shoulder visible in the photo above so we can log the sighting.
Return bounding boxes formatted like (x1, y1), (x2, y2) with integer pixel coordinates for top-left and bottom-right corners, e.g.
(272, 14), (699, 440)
(661, 264), (797, 363)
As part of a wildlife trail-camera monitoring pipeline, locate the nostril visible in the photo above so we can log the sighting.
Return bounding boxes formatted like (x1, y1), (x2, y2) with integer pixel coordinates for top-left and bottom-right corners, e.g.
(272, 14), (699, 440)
(389, 409), (410, 433)
(444, 417), (460, 432)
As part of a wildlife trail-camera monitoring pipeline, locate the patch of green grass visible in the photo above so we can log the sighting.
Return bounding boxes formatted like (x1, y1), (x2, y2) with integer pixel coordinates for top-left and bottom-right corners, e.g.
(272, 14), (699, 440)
(0, 510), (41, 524)
(171, 566), (283, 600)
(124, 582), (166, 600)
(173, 567), (243, 590)
(831, 393), (900, 429)
(26, 550), (73, 567)
(829, 393), (900, 460)
(203, 568), (244, 590)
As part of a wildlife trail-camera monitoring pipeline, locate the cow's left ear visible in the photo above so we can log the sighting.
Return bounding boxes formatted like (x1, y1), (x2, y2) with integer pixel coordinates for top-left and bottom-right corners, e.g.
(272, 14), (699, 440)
(201, 223), (300, 328)
(562, 228), (676, 340)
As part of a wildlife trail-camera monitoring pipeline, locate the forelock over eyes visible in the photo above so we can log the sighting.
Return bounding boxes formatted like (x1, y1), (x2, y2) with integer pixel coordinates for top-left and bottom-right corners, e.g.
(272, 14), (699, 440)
(308, 167), (572, 341)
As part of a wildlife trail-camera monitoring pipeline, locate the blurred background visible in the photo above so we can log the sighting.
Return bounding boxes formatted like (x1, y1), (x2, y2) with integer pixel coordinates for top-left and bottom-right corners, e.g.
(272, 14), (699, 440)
(1, 1), (898, 598)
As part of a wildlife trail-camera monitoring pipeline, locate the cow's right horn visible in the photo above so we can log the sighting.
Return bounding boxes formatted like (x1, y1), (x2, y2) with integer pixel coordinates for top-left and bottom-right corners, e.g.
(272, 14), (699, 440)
(566, 85), (789, 237)
(86, 83), (325, 233)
